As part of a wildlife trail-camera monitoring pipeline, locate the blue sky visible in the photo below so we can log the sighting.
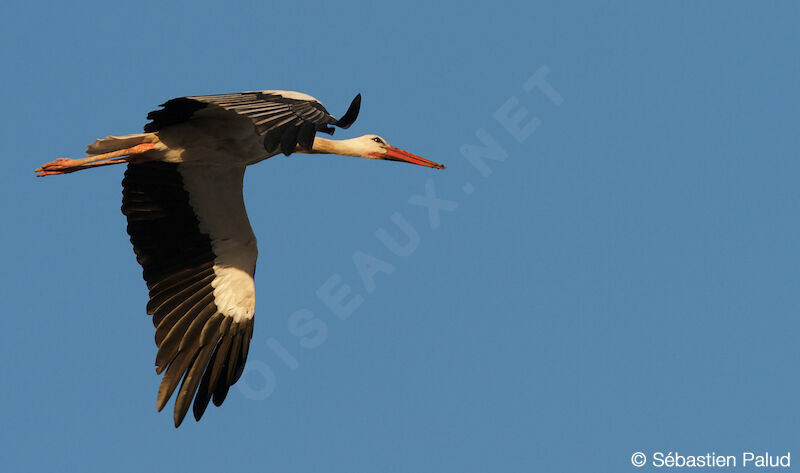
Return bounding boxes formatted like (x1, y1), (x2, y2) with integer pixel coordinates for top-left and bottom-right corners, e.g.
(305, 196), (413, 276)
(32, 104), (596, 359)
(1, 1), (798, 472)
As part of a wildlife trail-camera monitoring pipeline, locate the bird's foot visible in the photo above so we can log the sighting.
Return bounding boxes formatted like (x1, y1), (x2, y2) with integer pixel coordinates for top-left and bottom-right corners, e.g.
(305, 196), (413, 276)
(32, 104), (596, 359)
(35, 158), (84, 177)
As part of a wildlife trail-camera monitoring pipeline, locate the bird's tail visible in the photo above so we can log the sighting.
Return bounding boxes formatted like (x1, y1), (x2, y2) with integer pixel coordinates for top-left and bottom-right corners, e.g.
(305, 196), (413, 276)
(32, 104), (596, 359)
(86, 133), (159, 155)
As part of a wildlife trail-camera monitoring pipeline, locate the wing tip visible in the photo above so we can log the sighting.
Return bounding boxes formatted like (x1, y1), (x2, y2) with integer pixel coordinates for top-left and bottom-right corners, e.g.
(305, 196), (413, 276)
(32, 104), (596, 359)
(153, 314), (255, 427)
(334, 93), (361, 129)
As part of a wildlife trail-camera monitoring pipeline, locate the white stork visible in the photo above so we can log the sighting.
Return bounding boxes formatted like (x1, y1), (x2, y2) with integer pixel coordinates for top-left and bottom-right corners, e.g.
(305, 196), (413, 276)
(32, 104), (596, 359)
(36, 90), (445, 427)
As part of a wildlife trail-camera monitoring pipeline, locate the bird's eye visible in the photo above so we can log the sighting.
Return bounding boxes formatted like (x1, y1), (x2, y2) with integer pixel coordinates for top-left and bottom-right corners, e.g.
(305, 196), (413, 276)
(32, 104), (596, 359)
(372, 137), (382, 143)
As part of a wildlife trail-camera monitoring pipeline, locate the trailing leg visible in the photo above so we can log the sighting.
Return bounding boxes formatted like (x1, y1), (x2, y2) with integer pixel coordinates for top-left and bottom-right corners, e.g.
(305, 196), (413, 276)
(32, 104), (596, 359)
(36, 142), (158, 177)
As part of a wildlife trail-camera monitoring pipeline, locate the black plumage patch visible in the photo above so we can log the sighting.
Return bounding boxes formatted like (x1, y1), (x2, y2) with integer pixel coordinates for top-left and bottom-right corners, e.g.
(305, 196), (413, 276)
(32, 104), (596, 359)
(334, 93), (361, 129)
(122, 162), (213, 282)
(144, 98), (207, 133)
(122, 162), (254, 427)
(297, 121), (317, 151)
(280, 126), (300, 156)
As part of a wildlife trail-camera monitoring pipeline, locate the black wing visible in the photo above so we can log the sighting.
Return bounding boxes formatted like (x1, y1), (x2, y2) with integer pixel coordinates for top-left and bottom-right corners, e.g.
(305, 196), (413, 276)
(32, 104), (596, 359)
(122, 161), (256, 427)
(144, 91), (361, 155)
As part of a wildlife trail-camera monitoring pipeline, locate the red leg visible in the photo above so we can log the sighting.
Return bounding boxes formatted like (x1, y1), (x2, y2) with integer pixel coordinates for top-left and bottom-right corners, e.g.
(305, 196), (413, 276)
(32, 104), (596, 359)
(36, 157), (156, 176)
(36, 142), (157, 177)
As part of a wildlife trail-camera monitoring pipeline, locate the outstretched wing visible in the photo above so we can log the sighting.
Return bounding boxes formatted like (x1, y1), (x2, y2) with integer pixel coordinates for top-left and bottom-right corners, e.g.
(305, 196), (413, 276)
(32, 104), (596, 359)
(144, 90), (361, 156)
(122, 160), (257, 427)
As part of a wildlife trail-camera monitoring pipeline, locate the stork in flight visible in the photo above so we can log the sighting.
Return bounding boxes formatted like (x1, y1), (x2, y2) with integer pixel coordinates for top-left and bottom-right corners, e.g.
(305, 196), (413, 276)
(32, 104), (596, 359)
(36, 90), (445, 427)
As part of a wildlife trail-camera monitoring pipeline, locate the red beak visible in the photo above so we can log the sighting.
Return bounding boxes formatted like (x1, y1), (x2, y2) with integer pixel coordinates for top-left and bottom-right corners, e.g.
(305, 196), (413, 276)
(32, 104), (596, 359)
(372, 146), (445, 169)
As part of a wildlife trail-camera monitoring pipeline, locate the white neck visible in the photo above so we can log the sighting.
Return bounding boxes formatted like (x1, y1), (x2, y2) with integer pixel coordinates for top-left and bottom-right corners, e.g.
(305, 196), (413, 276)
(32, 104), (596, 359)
(302, 137), (366, 157)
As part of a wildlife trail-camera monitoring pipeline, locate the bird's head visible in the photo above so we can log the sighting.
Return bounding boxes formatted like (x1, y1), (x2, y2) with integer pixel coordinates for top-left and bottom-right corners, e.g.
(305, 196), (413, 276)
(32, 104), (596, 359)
(352, 134), (445, 169)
